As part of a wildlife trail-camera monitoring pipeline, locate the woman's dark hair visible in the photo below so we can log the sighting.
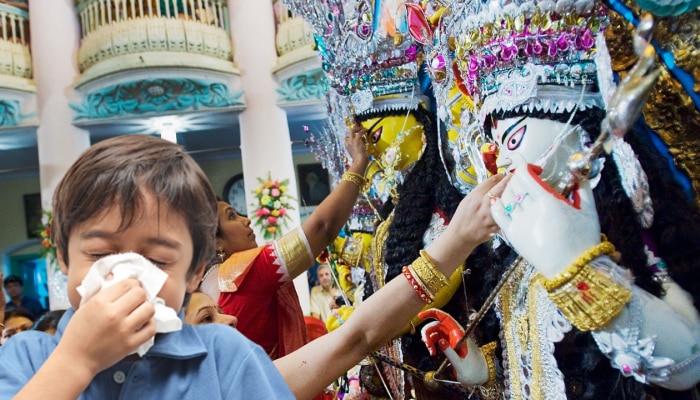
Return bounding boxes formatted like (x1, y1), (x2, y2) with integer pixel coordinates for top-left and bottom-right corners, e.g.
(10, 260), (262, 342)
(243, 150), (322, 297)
(5, 308), (37, 323)
(33, 310), (66, 333)
(52, 134), (219, 278)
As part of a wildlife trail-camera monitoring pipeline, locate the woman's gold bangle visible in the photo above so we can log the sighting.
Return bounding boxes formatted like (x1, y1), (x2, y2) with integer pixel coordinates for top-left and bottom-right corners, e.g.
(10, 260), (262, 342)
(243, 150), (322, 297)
(341, 171), (368, 191)
(409, 250), (449, 295)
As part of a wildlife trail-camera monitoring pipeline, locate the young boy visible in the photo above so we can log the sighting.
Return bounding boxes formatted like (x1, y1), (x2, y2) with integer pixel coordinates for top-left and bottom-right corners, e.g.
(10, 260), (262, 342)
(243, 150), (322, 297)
(0, 134), (505, 399)
(0, 135), (294, 399)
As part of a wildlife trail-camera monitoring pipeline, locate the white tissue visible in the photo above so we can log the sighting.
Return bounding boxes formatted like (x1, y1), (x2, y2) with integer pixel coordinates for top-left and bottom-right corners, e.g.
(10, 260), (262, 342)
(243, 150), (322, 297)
(76, 252), (183, 356)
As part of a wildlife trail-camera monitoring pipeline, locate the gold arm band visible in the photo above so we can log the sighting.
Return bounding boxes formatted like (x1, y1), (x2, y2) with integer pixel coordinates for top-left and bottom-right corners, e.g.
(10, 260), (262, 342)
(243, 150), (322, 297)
(541, 240), (616, 291)
(276, 228), (314, 279)
(479, 341), (498, 388)
(544, 263), (632, 331)
(341, 171), (368, 191)
(410, 250), (450, 295)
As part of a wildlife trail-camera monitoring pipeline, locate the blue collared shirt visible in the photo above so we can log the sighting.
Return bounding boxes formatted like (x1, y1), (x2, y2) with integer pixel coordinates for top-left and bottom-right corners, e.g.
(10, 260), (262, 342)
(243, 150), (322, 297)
(0, 309), (294, 399)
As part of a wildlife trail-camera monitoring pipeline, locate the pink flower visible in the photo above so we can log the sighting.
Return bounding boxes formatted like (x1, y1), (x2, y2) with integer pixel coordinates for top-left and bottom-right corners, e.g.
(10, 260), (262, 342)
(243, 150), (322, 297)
(256, 208), (266, 217)
(271, 188), (280, 197)
(279, 208), (286, 217)
(267, 216), (278, 225)
(262, 207), (271, 216)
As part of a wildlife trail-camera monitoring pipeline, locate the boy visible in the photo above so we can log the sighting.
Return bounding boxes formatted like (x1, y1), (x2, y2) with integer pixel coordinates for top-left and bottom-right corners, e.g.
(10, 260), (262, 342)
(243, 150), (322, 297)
(0, 134), (505, 399)
(0, 135), (294, 399)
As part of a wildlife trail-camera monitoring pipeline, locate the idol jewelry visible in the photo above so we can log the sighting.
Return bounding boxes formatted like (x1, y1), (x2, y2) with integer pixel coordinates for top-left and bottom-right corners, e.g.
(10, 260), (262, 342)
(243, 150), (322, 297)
(503, 192), (528, 217)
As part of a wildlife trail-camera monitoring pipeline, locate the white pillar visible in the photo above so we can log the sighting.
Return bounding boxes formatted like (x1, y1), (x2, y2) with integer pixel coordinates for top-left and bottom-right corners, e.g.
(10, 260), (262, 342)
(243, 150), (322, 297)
(227, 0), (310, 314)
(29, 0), (91, 310)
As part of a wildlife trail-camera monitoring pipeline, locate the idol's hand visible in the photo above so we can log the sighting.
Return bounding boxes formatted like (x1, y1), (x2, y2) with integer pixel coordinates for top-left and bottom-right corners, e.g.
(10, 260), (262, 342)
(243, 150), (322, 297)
(419, 308), (468, 358)
(419, 308), (489, 386)
(491, 164), (600, 279)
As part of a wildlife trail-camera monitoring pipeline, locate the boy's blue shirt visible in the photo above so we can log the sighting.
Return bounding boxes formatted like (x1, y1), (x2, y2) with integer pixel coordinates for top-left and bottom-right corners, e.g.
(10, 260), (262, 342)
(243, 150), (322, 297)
(0, 308), (295, 399)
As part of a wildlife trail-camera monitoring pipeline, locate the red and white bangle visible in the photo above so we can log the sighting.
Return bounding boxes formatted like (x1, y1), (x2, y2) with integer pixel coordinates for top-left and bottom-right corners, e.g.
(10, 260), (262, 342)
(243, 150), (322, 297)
(402, 265), (434, 304)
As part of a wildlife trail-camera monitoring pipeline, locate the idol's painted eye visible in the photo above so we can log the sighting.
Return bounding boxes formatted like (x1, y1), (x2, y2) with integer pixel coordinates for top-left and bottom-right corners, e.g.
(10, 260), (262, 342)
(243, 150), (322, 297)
(371, 127), (383, 144)
(506, 125), (526, 151)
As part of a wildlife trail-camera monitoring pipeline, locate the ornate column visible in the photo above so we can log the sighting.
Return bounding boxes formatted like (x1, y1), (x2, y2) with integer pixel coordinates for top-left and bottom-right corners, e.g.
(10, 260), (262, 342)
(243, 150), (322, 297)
(226, 0), (310, 312)
(29, 0), (90, 310)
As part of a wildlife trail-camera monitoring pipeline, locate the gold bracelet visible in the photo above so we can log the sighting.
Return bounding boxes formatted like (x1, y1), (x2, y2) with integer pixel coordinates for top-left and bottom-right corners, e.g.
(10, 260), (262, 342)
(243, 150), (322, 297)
(545, 263), (631, 331)
(341, 171), (368, 191)
(479, 341), (498, 388)
(541, 240), (616, 291)
(409, 250), (449, 295)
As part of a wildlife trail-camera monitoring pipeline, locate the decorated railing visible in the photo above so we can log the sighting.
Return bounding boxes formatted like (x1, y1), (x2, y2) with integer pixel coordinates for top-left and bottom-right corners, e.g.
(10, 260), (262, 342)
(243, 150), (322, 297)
(272, 1), (326, 105)
(0, 2), (34, 128)
(0, 2), (32, 88)
(75, 0), (235, 85)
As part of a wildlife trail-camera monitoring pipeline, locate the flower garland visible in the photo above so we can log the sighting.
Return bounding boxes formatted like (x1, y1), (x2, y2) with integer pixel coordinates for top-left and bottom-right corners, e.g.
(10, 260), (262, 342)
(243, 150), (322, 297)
(36, 210), (57, 262)
(251, 174), (295, 240)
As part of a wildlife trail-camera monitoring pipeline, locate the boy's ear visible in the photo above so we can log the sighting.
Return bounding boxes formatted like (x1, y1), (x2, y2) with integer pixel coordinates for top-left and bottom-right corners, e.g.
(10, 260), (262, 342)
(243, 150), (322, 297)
(56, 249), (69, 276)
(186, 263), (206, 293)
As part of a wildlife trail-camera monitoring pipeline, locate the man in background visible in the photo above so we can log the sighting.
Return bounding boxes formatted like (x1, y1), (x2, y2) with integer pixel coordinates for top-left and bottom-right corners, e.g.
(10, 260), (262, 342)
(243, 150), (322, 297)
(309, 263), (340, 323)
(3, 275), (44, 319)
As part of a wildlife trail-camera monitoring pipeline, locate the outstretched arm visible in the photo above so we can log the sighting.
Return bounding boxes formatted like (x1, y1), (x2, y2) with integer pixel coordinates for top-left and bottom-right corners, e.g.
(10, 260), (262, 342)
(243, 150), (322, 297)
(276, 174), (508, 400)
(301, 124), (370, 258)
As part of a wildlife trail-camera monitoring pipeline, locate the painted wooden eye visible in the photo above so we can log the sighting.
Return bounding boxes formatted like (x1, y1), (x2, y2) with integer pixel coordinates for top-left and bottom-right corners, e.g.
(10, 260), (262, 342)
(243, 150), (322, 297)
(371, 127), (383, 144)
(506, 125), (526, 151)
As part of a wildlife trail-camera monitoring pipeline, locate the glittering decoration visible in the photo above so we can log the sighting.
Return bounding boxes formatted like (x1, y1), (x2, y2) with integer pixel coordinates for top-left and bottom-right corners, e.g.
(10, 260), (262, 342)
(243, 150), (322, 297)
(606, 2), (700, 205)
(503, 192), (528, 217)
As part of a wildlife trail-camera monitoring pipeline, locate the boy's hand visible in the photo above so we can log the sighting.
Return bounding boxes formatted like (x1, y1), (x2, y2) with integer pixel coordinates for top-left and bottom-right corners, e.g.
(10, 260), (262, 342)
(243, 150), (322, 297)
(56, 279), (156, 377)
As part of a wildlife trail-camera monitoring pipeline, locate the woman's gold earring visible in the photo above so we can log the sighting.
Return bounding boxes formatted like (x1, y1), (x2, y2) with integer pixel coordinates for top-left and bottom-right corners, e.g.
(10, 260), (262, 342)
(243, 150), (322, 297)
(216, 246), (226, 263)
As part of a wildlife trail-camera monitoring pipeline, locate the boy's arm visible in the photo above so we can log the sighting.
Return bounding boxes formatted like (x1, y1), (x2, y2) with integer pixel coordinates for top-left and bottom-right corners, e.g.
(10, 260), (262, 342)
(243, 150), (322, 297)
(14, 279), (156, 399)
(275, 174), (507, 399)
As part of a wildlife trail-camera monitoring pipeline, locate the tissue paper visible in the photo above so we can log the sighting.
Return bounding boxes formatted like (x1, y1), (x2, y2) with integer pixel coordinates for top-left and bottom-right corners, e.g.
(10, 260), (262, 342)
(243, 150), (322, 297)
(76, 252), (183, 356)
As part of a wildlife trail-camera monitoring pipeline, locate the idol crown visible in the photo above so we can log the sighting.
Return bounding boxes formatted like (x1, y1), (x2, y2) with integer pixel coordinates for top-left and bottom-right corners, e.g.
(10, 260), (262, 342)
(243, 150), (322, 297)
(282, 0), (425, 114)
(447, 0), (609, 116)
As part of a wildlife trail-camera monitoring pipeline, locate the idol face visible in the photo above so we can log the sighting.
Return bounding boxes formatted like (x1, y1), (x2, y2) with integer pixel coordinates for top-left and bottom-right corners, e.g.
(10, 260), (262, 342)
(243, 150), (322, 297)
(491, 115), (586, 191)
(360, 113), (426, 173)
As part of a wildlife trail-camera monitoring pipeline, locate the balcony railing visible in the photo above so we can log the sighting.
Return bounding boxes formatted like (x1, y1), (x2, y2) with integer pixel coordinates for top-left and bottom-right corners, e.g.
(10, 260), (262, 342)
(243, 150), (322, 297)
(0, 2), (32, 86)
(75, 0), (235, 85)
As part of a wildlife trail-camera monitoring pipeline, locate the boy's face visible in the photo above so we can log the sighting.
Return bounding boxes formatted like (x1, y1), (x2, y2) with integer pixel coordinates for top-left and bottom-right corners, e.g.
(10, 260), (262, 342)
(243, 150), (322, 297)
(58, 191), (203, 312)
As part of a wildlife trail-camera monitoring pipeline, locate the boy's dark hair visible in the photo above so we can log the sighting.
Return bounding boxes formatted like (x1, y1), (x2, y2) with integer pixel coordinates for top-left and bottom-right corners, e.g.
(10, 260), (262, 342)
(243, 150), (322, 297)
(51, 134), (218, 278)
(3, 275), (22, 287)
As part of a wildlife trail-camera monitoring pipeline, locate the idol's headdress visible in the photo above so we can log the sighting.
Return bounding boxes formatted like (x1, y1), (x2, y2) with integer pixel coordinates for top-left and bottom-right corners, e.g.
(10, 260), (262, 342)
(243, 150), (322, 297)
(282, 0), (429, 116)
(428, 0), (611, 123)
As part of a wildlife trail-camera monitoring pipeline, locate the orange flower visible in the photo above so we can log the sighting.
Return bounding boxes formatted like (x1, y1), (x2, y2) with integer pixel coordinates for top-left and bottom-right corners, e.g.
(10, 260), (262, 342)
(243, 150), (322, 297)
(266, 226), (277, 234)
